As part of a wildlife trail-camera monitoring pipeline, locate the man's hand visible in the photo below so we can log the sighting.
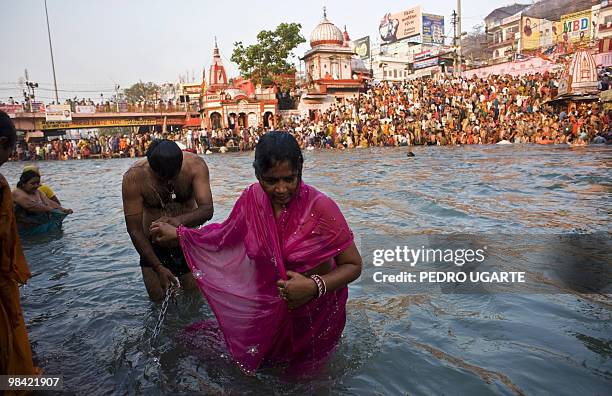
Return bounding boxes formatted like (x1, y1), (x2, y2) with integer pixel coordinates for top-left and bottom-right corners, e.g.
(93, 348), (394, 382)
(149, 221), (178, 247)
(154, 265), (180, 290)
(277, 271), (318, 310)
(156, 216), (181, 227)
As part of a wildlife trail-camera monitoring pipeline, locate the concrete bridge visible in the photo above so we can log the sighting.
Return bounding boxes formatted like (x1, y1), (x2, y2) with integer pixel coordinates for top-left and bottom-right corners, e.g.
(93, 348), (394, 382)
(11, 110), (202, 132)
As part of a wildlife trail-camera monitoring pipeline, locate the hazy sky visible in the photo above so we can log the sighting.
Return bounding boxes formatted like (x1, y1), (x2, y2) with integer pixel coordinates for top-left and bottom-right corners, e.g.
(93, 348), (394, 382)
(2, 0), (514, 102)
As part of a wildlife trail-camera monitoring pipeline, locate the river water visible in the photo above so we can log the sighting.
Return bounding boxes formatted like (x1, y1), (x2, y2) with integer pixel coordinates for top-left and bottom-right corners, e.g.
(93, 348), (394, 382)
(3, 144), (611, 395)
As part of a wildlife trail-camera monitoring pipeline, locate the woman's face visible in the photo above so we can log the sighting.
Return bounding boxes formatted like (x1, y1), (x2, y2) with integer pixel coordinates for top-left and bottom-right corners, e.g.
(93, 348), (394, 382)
(258, 160), (300, 208)
(22, 176), (41, 194)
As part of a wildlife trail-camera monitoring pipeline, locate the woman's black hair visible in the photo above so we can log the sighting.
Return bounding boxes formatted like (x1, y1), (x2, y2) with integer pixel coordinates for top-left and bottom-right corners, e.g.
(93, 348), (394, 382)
(253, 131), (303, 178)
(17, 170), (40, 189)
(0, 110), (17, 149)
(146, 139), (183, 179)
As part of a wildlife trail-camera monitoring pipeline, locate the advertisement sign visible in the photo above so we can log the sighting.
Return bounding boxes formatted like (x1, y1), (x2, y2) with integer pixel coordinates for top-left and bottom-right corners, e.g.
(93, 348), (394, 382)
(45, 104), (72, 122)
(414, 57), (439, 70)
(36, 118), (159, 130)
(521, 16), (542, 50)
(183, 84), (202, 94)
(354, 36), (371, 59)
(422, 14), (444, 45)
(118, 100), (128, 112)
(461, 57), (561, 79)
(501, 13), (521, 26)
(560, 10), (591, 43)
(414, 50), (433, 61)
(379, 5), (422, 44)
(0, 104), (24, 117)
(75, 105), (96, 114)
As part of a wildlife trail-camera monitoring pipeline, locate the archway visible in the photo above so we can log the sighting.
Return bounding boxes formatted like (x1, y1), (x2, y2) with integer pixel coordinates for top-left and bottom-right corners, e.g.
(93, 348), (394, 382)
(210, 112), (222, 129)
(228, 112), (237, 130)
(248, 112), (257, 128)
(263, 111), (274, 128)
(238, 113), (246, 128)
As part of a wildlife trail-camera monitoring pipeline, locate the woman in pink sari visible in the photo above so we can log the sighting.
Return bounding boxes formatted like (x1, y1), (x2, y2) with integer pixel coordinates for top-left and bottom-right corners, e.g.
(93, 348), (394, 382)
(150, 131), (362, 373)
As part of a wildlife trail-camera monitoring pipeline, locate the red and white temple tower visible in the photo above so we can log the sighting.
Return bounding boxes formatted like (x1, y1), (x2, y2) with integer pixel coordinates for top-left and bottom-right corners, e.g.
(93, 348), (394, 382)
(201, 40), (277, 130)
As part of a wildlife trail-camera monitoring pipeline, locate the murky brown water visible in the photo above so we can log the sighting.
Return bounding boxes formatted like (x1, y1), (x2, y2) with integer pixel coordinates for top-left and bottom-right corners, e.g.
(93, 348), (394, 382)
(3, 144), (611, 394)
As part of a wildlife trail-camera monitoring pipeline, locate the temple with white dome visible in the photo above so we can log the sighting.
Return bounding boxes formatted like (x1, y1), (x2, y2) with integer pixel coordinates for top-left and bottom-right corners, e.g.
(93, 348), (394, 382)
(298, 8), (365, 119)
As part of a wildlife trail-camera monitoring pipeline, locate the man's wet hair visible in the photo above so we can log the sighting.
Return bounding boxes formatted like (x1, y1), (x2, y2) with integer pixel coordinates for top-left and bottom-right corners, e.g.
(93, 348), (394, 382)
(17, 170), (39, 189)
(253, 131), (303, 178)
(0, 110), (17, 149)
(146, 139), (183, 179)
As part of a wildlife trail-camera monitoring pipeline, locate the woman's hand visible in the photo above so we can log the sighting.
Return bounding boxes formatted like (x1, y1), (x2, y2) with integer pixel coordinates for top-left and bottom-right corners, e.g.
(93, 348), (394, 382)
(277, 270), (318, 310)
(149, 221), (178, 247)
(61, 208), (73, 214)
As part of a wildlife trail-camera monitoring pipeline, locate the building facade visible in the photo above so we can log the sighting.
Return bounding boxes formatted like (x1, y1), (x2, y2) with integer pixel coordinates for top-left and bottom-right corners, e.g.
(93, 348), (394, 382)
(484, 4), (529, 63)
(201, 42), (277, 130)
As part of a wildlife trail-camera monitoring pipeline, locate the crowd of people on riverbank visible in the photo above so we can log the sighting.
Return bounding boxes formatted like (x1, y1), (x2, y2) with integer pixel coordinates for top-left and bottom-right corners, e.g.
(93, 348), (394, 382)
(284, 71), (610, 148)
(8, 72), (612, 161)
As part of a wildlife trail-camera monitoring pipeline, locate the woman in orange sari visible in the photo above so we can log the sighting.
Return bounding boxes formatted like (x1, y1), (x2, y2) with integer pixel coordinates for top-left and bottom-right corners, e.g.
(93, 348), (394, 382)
(0, 111), (38, 379)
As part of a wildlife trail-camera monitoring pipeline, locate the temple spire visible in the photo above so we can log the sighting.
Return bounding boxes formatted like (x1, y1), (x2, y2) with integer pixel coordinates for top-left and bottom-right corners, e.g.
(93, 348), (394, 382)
(323, 6), (326, 18)
(213, 37), (220, 57)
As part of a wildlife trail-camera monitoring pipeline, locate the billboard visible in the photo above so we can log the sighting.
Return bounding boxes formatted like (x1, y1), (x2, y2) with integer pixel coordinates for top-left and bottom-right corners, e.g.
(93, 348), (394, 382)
(538, 19), (564, 48)
(560, 9), (591, 43)
(422, 14), (444, 45)
(0, 104), (24, 117)
(521, 16), (541, 50)
(31, 101), (45, 113)
(75, 105), (96, 114)
(45, 104), (72, 122)
(379, 5), (422, 44)
(521, 17), (564, 51)
(354, 36), (371, 59)
(414, 57), (438, 70)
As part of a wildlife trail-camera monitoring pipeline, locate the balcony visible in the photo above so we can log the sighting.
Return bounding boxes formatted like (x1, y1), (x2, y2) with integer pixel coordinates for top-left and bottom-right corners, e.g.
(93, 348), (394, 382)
(487, 37), (516, 50)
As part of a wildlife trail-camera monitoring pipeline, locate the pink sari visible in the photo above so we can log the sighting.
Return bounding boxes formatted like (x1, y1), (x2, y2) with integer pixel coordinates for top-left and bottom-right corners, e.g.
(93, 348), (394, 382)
(177, 181), (354, 373)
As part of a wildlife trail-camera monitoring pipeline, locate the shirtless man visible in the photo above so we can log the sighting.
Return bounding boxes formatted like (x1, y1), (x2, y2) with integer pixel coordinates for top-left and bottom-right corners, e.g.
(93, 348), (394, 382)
(122, 139), (213, 301)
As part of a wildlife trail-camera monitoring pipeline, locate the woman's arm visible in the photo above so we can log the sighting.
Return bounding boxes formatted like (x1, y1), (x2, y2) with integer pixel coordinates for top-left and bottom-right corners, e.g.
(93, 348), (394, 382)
(13, 190), (55, 213)
(278, 241), (362, 310)
(40, 191), (72, 214)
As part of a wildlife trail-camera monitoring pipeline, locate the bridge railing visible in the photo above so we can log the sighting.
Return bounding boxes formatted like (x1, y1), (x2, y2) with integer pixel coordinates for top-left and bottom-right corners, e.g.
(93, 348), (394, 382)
(93, 103), (200, 113)
(18, 103), (201, 114)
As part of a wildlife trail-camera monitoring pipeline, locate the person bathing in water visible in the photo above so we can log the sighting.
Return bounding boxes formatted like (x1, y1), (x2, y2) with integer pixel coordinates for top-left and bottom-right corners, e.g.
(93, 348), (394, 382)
(21, 165), (61, 205)
(122, 139), (213, 301)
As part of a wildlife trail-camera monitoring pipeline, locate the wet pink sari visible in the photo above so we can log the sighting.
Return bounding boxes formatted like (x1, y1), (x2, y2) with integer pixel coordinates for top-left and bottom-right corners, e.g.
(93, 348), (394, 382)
(177, 181), (353, 372)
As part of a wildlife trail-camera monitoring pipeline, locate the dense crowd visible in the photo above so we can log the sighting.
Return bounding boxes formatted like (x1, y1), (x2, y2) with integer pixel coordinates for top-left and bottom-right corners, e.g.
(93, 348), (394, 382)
(9, 72), (612, 160)
(282, 71), (611, 148)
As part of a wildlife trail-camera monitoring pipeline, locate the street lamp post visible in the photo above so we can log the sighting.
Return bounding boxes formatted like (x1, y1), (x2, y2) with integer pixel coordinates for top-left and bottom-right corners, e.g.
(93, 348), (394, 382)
(114, 84), (120, 112)
(44, 0), (59, 103)
(25, 81), (39, 112)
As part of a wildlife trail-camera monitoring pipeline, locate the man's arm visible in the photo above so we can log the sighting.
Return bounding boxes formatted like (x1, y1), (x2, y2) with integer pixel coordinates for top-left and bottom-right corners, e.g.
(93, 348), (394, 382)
(122, 169), (164, 270)
(173, 155), (214, 227)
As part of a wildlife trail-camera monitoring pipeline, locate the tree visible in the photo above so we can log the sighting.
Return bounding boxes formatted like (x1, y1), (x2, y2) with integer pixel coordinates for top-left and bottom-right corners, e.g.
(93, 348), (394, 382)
(123, 81), (161, 103)
(461, 24), (489, 65)
(231, 23), (305, 89)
